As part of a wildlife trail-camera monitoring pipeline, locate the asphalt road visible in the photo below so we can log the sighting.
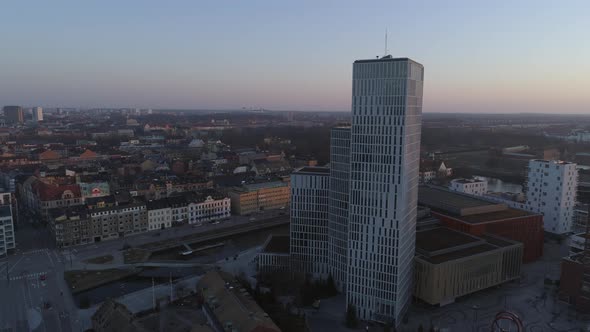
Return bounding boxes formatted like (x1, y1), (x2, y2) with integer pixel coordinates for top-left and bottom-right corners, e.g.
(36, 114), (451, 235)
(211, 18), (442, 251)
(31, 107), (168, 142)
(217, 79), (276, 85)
(0, 249), (76, 332)
(0, 208), (288, 331)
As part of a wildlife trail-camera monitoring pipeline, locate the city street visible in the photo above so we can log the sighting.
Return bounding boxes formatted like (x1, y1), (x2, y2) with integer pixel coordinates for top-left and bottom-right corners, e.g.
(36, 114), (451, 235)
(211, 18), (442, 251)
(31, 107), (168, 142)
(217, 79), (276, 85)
(0, 248), (76, 332)
(0, 209), (287, 331)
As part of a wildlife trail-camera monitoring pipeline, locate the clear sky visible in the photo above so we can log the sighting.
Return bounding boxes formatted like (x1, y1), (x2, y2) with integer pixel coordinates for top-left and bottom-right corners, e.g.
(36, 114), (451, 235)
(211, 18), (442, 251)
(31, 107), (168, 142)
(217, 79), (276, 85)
(1, 0), (588, 113)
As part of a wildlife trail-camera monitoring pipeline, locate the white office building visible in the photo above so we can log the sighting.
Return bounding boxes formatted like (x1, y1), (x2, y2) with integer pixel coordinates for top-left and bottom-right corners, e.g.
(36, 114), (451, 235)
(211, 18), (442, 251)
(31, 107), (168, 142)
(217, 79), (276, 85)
(290, 166), (330, 279)
(525, 160), (578, 234)
(347, 56), (424, 323)
(328, 126), (351, 292)
(32, 106), (43, 122)
(449, 178), (488, 196)
(0, 192), (15, 256)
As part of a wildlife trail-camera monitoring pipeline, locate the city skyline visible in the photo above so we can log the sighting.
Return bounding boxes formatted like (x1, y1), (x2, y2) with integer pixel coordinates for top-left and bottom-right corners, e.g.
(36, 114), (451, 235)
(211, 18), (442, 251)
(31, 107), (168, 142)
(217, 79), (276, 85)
(1, 0), (589, 114)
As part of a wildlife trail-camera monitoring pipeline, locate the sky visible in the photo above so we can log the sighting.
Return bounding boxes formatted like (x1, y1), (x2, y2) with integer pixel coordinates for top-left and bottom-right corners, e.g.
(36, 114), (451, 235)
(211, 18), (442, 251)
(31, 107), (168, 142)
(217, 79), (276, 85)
(0, 1), (589, 114)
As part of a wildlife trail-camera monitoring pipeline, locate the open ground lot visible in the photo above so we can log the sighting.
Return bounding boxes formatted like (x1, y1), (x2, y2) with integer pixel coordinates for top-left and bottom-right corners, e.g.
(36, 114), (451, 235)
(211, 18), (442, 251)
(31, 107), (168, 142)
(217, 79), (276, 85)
(306, 241), (590, 332)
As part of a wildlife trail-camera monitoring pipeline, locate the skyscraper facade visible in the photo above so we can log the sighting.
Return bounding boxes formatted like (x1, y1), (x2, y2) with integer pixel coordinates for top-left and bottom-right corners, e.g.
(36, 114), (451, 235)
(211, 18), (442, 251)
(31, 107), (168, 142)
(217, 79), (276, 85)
(525, 159), (578, 234)
(347, 56), (424, 323)
(32, 107), (44, 122)
(3, 106), (24, 124)
(290, 166), (330, 279)
(328, 126), (351, 292)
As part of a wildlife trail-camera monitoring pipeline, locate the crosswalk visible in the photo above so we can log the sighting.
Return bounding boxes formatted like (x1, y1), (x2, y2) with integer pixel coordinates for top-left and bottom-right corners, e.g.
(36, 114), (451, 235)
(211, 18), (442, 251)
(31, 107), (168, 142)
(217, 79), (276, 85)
(9, 271), (47, 281)
(22, 249), (49, 255)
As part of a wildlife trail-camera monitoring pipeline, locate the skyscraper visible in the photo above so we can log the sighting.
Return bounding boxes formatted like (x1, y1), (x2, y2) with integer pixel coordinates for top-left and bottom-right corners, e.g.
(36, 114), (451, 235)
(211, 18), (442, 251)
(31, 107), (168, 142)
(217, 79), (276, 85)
(3, 106), (24, 124)
(328, 126), (351, 292)
(290, 166), (330, 279)
(32, 106), (43, 122)
(347, 56), (424, 323)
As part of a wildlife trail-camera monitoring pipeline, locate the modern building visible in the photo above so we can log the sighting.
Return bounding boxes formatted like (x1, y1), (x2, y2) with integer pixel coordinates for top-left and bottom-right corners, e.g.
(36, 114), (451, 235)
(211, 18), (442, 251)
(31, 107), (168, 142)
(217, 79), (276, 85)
(228, 181), (290, 215)
(525, 160), (578, 234)
(328, 126), (351, 292)
(449, 178), (488, 196)
(0, 192), (15, 256)
(346, 56), (424, 323)
(414, 227), (522, 306)
(32, 106), (43, 122)
(290, 166), (330, 279)
(257, 235), (291, 274)
(3, 106), (24, 124)
(419, 186), (544, 262)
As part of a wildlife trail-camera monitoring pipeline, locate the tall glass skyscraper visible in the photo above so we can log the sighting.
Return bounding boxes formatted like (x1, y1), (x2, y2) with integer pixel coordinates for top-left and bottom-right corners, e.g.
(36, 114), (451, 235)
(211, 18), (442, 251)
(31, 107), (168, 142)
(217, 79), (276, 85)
(346, 56), (424, 323)
(328, 126), (351, 292)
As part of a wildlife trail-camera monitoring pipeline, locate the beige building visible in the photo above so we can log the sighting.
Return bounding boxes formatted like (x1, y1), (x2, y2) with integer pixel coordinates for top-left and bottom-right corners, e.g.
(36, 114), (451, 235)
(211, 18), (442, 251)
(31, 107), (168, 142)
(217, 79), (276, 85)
(414, 227), (522, 306)
(228, 181), (290, 215)
(50, 207), (92, 247)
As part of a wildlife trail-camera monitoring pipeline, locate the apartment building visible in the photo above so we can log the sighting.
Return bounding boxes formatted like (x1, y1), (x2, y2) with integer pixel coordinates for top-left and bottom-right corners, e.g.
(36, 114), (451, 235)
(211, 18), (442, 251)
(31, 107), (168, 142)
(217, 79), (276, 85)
(228, 181), (290, 215)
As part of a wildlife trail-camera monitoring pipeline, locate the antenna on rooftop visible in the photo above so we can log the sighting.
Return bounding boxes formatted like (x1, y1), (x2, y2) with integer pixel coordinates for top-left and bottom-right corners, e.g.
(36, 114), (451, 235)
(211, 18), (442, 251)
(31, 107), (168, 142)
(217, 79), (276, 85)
(384, 28), (389, 56)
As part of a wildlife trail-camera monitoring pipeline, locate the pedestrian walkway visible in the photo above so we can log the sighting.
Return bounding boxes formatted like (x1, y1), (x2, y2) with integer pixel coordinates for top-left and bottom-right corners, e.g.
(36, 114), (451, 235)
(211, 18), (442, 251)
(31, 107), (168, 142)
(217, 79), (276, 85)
(10, 271), (47, 281)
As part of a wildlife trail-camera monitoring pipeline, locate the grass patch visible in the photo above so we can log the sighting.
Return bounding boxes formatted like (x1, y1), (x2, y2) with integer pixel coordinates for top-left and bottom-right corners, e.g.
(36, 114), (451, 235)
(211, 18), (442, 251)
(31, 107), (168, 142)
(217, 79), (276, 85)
(84, 254), (114, 265)
(64, 268), (140, 293)
(123, 248), (151, 264)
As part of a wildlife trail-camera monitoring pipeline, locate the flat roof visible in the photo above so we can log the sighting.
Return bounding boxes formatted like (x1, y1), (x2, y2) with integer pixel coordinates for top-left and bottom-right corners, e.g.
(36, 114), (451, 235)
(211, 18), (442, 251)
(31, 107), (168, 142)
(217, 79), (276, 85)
(416, 227), (521, 264)
(455, 208), (537, 224)
(416, 227), (482, 253)
(423, 244), (498, 264)
(293, 166), (330, 175)
(240, 181), (287, 192)
(419, 186), (507, 216)
(354, 56), (420, 65)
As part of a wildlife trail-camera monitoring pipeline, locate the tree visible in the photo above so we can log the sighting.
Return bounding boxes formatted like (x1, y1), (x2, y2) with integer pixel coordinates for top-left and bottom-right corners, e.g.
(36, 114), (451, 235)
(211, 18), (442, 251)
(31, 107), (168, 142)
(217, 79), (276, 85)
(326, 274), (338, 297)
(383, 322), (392, 332)
(345, 304), (358, 328)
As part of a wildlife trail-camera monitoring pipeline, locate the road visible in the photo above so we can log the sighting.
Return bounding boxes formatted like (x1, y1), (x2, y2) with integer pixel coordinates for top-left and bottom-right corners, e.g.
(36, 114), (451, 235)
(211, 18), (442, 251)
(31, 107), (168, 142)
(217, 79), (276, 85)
(0, 208), (288, 331)
(0, 249), (76, 332)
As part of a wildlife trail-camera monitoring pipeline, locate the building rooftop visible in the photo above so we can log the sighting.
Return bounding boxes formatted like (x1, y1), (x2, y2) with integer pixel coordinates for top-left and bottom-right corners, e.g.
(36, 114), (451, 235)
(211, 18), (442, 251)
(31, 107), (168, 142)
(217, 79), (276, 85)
(293, 166), (330, 175)
(237, 181), (288, 192)
(416, 227), (522, 264)
(451, 178), (486, 184)
(197, 270), (280, 332)
(262, 235), (290, 254)
(457, 208), (537, 224)
(354, 56), (415, 64)
(419, 186), (507, 216)
(416, 227), (483, 254)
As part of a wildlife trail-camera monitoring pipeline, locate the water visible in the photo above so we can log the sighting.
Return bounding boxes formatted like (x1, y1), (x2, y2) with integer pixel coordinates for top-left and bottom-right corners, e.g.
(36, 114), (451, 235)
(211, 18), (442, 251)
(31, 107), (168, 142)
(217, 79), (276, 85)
(73, 224), (289, 307)
(475, 176), (523, 193)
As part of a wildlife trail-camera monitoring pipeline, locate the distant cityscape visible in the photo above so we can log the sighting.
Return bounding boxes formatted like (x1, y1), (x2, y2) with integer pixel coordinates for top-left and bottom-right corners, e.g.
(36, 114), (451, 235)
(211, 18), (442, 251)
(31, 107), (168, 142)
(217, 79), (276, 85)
(2, 57), (590, 332)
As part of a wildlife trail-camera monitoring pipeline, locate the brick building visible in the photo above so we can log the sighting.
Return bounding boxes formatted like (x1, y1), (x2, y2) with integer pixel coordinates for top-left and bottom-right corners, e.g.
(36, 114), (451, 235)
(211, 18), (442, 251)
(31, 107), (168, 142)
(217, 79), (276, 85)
(419, 186), (544, 262)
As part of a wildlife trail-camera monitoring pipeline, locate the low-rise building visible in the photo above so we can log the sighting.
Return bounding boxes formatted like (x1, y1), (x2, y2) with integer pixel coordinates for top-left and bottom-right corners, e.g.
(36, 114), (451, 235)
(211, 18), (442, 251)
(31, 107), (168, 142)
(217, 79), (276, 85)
(414, 227), (522, 306)
(49, 207), (92, 247)
(419, 186), (544, 262)
(449, 178), (488, 196)
(187, 190), (230, 225)
(257, 235), (291, 274)
(196, 270), (280, 332)
(228, 181), (290, 215)
(146, 198), (172, 231)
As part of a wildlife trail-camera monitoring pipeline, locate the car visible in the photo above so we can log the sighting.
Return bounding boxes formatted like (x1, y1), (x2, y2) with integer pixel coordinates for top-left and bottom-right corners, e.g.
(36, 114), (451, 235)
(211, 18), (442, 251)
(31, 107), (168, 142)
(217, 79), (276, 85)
(39, 274), (47, 281)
